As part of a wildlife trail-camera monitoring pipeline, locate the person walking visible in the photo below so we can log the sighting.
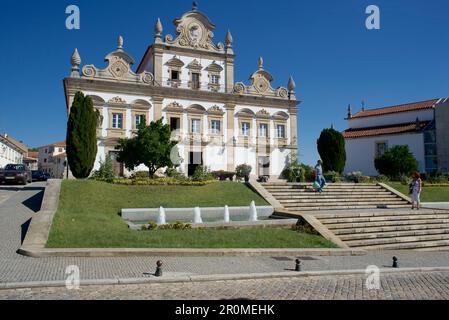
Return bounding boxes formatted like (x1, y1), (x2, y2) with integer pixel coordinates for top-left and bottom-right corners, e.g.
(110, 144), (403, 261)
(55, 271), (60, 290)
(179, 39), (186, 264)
(314, 160), (326, 193)
(410, 172), (422, 210)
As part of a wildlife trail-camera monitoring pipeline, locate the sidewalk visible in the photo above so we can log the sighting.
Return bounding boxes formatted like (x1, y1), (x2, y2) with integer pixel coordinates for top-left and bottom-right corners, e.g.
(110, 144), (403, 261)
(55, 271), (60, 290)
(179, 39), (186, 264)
(423, 202), (449, 210)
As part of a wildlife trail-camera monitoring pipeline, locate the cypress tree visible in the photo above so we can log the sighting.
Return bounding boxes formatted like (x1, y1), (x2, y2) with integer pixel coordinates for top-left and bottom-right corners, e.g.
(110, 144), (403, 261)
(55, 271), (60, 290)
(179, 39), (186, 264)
(317, 128), (347, 174)
(66, 91), (98, 179)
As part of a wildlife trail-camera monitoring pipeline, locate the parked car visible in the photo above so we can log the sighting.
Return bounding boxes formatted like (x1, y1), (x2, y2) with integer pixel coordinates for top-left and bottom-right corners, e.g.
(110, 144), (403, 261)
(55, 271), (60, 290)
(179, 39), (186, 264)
(32, 170), (50, 182)
(0, 164), (32, 185)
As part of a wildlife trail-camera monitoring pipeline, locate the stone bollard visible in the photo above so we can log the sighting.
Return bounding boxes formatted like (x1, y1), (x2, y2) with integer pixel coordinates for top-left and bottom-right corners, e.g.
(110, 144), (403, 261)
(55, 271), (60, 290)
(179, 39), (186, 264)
(295, 259), (302, 272)
(392, 256), (399, 268)
(155, 260), (163, 277)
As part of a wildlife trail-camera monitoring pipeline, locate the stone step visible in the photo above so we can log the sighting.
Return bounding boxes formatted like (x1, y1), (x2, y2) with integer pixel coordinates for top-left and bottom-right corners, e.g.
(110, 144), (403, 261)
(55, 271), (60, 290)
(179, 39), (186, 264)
(268, 191), (394, 196)
(265, 187), (384, 192)
(414, 246), (449, 251)
(319, 214), (449, 225)
(356, 239), (449, 250)
(274, 194), (398, 200)
(285, 204), (410, 211)
(325, 218), (449, 230)
(314, 210), (444, 220)
(332, 223), (449, 235)
(347, 234), (449, 247)
(280, 198), (402, 204)
(284, 200), (407, 208)
(262, 183), (377, 187)
(339, 228), (449, 241)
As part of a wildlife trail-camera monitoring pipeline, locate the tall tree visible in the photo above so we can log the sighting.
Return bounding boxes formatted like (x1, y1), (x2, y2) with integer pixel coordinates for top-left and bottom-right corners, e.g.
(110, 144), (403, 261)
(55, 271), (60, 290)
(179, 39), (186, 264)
(66, 92), (98, 179)
(375, 145), (419, 178)
(116, 119), (180, 178)
(317, 128), (347, 173)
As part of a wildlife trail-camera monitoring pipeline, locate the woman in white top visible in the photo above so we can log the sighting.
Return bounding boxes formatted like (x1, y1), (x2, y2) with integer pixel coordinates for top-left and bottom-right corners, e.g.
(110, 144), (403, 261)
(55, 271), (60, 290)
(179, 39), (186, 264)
(410, 172), (422, 210)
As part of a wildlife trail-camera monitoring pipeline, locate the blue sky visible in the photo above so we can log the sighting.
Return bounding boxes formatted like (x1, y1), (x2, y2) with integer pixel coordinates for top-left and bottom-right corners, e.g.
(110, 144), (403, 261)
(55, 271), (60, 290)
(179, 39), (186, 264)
(0, 0), (448, 165)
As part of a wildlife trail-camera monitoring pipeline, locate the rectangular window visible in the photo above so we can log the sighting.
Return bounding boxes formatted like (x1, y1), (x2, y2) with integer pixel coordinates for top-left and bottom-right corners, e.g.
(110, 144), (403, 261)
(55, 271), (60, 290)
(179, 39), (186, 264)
(170, 117), (180, 131)
(241, 122), (251, 137)
(191, 119), (201, 134)
(211, 75), (220, 85)
(192, 73), (200, 89)
(171, 70), (179, 81)
(211, 120), (221, 135)
(375, 142), (388, 157)
(135, 114), (145, 129)
(112, 113), (123, 129)
(259, 123), (268, 138)
(276, 125), (286, 138)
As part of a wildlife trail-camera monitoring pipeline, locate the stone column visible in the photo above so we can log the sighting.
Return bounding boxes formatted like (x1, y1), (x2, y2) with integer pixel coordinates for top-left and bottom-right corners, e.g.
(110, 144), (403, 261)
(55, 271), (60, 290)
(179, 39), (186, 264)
(225, 56), (235, 93)
(153, 96), (164, 122)
(289, 105), (298, 160)
(153, 46), (164, 85)
(225, 104), (236, 171)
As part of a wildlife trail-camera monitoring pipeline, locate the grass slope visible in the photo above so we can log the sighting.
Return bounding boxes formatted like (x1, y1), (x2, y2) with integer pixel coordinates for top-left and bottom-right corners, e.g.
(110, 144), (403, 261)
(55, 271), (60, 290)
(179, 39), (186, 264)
(47, 180), (335, 249)
(388, 182), (449, 202)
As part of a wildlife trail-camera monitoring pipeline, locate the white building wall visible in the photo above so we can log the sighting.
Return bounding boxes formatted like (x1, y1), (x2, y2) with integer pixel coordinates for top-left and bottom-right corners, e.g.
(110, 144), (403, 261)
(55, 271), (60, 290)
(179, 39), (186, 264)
(344, 133), (425, 176)
(349, 109), (434, 129)
(0, 141), (24, 168)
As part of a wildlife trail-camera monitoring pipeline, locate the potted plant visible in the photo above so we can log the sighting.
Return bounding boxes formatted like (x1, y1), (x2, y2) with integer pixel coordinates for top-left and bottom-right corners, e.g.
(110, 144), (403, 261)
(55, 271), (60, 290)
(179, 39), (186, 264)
(236, 164), (252, 183)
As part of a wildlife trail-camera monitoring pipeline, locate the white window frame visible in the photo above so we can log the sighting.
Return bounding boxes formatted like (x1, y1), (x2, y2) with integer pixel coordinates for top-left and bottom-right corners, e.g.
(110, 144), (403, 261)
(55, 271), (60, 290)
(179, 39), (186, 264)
(112, 113), (123, 129)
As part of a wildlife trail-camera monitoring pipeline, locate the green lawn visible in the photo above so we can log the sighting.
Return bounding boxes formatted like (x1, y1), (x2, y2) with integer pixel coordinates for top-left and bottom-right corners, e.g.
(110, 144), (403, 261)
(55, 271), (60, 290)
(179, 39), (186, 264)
(47, 180), (335, 249)
(388, 182), (449, 202)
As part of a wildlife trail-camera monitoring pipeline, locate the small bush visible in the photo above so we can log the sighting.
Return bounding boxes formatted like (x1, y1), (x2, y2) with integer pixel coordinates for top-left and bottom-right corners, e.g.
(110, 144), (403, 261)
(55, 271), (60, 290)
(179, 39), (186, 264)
(236, 164), (252, 180)
(324, 171), (342, 183)
(192, 166), (215, 182)
(359, 176), (372, 183)
(91, 155), (116, 182)
(345, 171), (363, 183)
(301, 164), (315, 182)
(374, 145), (419, 178)
(212, 171), (235, 181)
(400, 174), (411, 185)
(131, 171), (151, 179)
(282, 163), (304, 183)
(375, 175), (390, 183)
(145, 221), (192, 231)
(113, 177), (215, 186)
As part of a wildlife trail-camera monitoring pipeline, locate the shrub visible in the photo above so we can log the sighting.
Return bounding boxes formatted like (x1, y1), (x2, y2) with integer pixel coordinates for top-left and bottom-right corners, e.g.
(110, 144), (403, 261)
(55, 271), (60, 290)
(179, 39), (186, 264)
(236, 164), (252, 180)
(131, 171), (151, 179)
(165, 168), (186, 180)
(324, 171), (341, 183)
(317, 128), (346, 174)
(374, 145), (419, 178)
(345, 171), (363, 183)
(359, 176), (372, 183)
(400, 174), (411, 186)
(91, 155), (115, 182)
(113, 177), (215, 186)
(301, 164), (315, 182)
(212, 171), (235, 181)
(375, 175), (390, 183)
(192, 166), (215, 182)
(282, 161), (304, 183)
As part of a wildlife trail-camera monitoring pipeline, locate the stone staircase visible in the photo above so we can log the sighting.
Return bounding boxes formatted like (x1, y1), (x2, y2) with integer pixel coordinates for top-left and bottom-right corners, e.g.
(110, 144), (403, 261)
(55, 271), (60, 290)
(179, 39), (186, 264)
(262, 182), (410, 211)
(315, 209), (449, 250)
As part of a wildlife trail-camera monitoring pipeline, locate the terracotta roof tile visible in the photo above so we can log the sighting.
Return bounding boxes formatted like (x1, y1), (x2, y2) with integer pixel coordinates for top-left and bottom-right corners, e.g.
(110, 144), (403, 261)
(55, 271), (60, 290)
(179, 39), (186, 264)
(343, 121), (431, 139)
(351, 99), (439, 119)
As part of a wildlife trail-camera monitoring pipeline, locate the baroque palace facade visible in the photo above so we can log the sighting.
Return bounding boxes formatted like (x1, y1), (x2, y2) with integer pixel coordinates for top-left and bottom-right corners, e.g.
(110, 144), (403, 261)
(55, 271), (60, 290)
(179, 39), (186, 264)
(63, 4), (299, 177)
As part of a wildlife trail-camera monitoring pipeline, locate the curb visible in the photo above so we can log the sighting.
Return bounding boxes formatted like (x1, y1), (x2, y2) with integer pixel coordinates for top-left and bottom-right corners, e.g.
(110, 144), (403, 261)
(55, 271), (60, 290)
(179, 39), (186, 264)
(17, 247), (366, 258)
(2, 267), (449, 290)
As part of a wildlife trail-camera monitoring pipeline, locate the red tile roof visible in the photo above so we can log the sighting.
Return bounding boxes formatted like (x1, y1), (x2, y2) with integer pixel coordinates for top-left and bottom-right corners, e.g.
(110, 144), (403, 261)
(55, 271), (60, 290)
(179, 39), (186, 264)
(27, 151), (39, 159)
(351, 99), (439, 119)
(343, 121), (431, 139)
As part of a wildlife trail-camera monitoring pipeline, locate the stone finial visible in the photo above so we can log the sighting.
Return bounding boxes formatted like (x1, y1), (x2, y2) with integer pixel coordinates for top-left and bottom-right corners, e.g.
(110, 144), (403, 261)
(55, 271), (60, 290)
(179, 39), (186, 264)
(415, 117), (420, 130)
(258, 57), (264, 70)
(70, 48), (81, 78)
(117, 36), (124, 50)
(192, 1), (198, 11)
(361, 100), (366, 111)
(155, 18), (163, 38)
(288, 76), (296, 93)
(347, 104), (352, 119)
(226, 30), (233, 47)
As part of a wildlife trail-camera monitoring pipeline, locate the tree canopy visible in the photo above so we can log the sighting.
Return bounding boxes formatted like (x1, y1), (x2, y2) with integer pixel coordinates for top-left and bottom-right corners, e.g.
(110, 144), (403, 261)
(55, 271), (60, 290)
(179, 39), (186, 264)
(317, 128), (346, 173)
(374, 145), (419, 178)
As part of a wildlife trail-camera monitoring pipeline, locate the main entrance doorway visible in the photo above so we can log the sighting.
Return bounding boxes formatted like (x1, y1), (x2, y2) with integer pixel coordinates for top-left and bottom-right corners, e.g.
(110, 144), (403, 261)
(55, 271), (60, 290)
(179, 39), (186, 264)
(258, 156), (270, 177)
(188, 152), (203, 176)
(109, 151), (124, 177)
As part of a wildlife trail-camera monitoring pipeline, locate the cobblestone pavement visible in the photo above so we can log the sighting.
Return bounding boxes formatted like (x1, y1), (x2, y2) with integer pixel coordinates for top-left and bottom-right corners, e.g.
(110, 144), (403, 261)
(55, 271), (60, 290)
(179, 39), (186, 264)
(1, 184), (449, 286)
(1, 271), (449, 300)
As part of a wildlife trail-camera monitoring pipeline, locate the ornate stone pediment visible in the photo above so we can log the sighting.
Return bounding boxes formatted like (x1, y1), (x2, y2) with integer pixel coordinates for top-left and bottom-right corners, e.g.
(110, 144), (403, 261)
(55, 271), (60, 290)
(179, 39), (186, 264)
(256, 109), (271, 119)
(165, 56), (185, 68)
(207, 105), (225, 116)
(205, 61), (223, 73)
(186, 59), (203, 71)
(81, 36), (155, 85)
(165, 102), (184, 113)
(164, 7), (224, 53)
(108, 96), (127, 105)
(233, 57), (289, 100)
